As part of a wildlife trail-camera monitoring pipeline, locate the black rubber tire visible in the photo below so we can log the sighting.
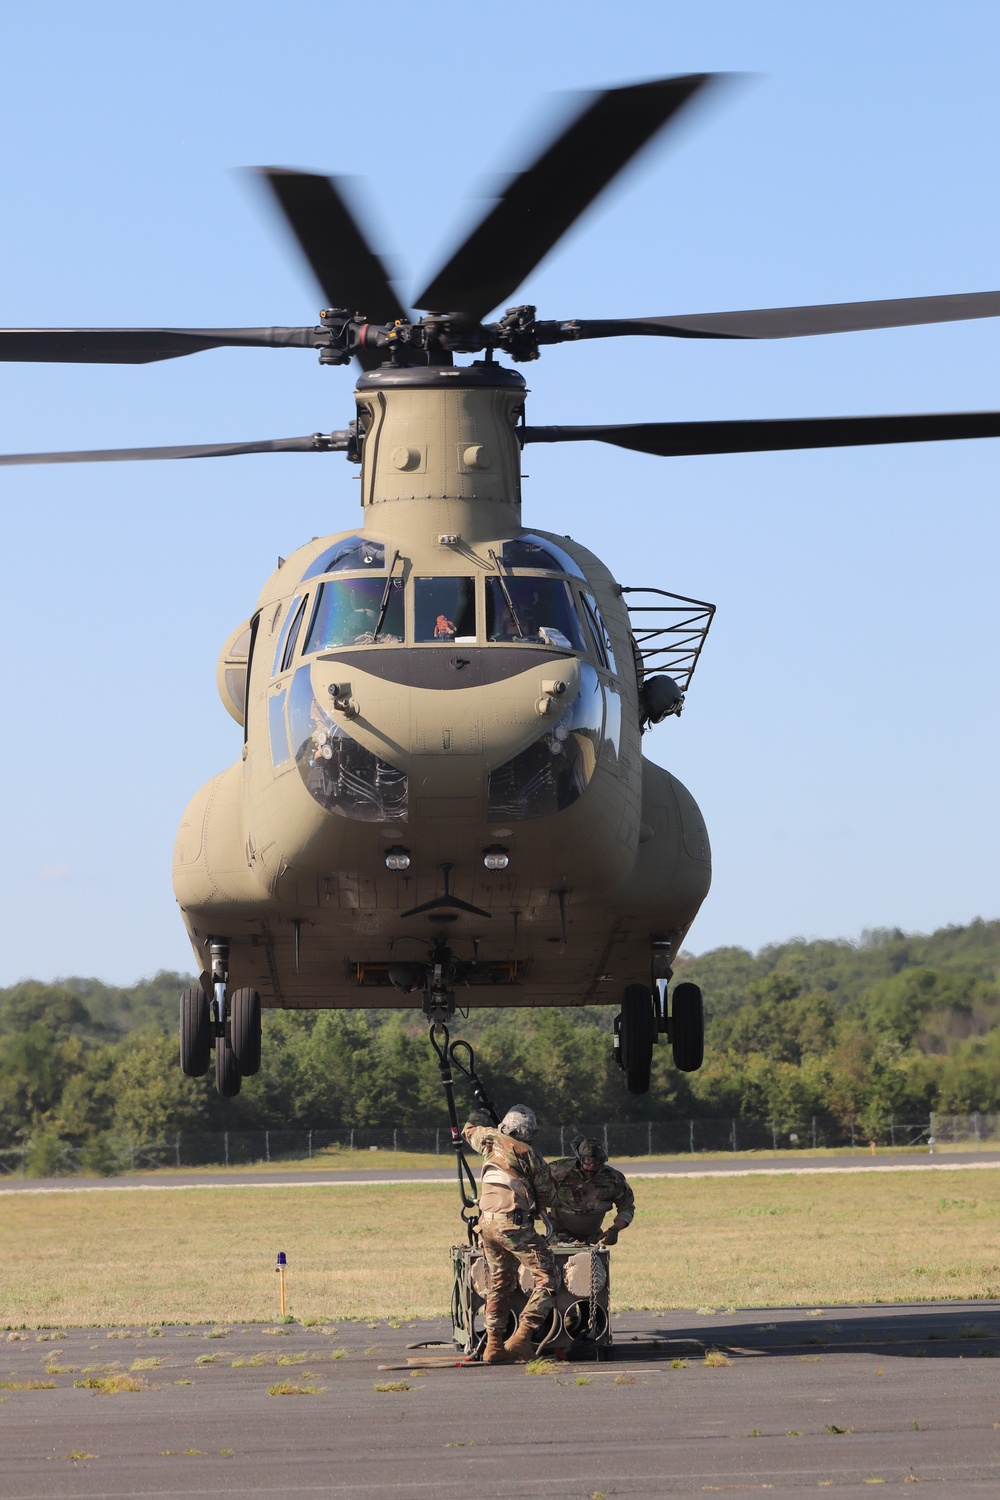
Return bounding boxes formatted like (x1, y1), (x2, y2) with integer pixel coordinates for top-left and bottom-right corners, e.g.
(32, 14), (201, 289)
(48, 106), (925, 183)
(179, 988), (210, 1077)
(230, 987), (262, 1076)
(620, 983), (656, 1094)
(215, 1035), (242, 1098)
(671, 981), (705, 1072)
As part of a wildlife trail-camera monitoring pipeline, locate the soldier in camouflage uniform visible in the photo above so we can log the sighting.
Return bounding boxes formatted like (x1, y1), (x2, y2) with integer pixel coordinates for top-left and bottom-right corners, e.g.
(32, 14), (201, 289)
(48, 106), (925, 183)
(462, 1103), (558, 1364)
(548, 1135), (635, 1245)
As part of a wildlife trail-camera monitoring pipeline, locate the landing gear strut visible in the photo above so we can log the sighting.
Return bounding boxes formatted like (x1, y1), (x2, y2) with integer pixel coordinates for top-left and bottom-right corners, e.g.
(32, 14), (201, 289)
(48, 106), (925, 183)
(178, 940), (262, 1097)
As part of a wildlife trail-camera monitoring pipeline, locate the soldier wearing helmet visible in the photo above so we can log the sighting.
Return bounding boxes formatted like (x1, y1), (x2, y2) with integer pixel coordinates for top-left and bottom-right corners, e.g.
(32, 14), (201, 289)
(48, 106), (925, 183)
(462, 1103), (558, 1364)
(548, 1134), (635, 1246)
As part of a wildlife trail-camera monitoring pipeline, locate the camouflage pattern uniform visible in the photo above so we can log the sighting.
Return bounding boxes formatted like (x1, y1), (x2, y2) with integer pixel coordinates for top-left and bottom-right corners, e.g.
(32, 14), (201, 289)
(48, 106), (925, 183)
(548, 1158), (636, 1243)
(462, 1118), (558, 1339)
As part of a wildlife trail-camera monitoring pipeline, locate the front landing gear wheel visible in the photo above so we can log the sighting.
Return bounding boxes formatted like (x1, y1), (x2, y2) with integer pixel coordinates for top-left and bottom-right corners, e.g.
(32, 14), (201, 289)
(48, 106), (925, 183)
(671, 982), (704, 1072)
(619, 983), (656, 1094)
(179, 988), (210, 1077)
(230, 988), (261, 1076)
(215, 1036), (242, 1098)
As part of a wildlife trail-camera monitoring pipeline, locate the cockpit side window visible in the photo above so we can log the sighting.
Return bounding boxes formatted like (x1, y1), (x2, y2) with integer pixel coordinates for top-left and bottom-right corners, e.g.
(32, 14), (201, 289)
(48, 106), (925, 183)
(485, 576), (585, 651)
(280, 595), (309, 673)
(581, 593), (617, 675)
(304, 577), (404, 651)
(272, 594), (304, 676)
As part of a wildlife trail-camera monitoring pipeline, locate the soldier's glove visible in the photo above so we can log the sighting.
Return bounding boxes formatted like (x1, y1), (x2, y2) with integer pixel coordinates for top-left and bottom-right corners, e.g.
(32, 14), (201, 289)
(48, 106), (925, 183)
(466, 1109), (493, 1128)
(600, 1226), (620, 1247)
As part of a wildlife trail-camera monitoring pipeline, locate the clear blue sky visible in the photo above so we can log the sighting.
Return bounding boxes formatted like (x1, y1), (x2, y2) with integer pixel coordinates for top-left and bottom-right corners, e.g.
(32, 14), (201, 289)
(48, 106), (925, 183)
(1, 1), (997, 984)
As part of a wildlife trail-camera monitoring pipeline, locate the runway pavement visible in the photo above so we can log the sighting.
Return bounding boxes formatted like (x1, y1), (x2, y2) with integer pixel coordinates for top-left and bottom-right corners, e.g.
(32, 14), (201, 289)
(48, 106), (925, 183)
(3, 1302), (1000, 1497)
(2, 1149), (999, 1193)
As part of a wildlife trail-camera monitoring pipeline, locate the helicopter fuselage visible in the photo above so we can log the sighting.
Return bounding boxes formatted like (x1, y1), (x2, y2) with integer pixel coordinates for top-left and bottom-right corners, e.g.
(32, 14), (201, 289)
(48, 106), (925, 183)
(172, 363), (711, 1012)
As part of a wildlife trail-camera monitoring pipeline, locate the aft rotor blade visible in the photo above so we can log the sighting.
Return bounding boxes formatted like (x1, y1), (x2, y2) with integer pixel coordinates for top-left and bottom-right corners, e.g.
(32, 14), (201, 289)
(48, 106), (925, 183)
(258, 170), (408, 325)
(558, 290), (1000, 342)
(521, 410), (1000, 458)
(416, 74), (716, 321)
(0, 433), (351, 466)
(0, 327), (323, 364)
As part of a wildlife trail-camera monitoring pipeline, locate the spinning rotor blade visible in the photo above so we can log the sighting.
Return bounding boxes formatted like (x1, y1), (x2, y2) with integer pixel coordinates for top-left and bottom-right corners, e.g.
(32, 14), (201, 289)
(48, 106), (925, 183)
(416, 74), (715, 321)
(0, 433), (351, 466)
(0, 327), (323, 364)
(258, 170), (408, 325)
(522, 409), (1000, 458)
(558, 290), (1000, 343)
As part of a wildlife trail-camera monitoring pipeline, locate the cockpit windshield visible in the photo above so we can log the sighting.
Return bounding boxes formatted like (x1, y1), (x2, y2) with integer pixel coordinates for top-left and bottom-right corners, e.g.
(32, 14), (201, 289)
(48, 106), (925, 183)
(486, 577), (585, 651)
(304, 577), (404, 650)
(302, 536), (385, 581)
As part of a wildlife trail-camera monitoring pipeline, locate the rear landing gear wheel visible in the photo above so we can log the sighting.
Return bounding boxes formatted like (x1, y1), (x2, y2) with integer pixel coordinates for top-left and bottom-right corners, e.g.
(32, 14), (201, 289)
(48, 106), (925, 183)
(215, 1035), (242, 1098)
(230, 988), (261, 1076)
(671, 982), (704, 1072)
(618, 983), (656, 1094)
(179, 988), (210, 1077)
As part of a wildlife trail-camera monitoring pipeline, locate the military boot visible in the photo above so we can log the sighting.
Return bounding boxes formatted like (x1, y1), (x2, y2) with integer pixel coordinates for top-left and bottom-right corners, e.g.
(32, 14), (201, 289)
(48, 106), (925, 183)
(482, 1332), (515, 1364)
(502, 1323), (537, 1363)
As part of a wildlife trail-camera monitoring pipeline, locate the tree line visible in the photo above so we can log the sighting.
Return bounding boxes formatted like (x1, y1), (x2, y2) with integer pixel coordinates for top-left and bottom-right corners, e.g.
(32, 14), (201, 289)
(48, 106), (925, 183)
(1, 918), (997, 1172)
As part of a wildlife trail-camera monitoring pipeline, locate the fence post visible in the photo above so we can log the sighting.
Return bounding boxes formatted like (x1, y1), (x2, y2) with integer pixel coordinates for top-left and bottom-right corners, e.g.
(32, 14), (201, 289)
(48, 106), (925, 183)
(175, 1134), (181, 1169)
(929, 1111), (935, 1155)
(647, 1121), (652, 1158)
(350, 1128), (354, 1152)
(224, 1131), (229, 1169)
(603, 1124), (609, 1157)
(129, 1139), (135, 1172)
(890, 1115), (895, 1148)
(436, 1128), (440, 1156)
(771, 1119), (777, 1152)
(732, 1118), (737, 1153)
(850, 1116), (855, 1152)
(812, 1116), (817, 1151)
(308, 1130), (313, 1160)
(689, 1119), (694, 1154)
(975, 1112), (982, 1151)
(393, 1128), (398, 1155)
(560, 1126), (565, 1157)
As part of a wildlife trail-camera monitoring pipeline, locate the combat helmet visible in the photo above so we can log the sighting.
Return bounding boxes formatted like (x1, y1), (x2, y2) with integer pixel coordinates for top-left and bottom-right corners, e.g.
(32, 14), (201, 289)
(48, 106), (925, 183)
(570, 1133), (608, 1172)
(499, 1104), (538, 1142)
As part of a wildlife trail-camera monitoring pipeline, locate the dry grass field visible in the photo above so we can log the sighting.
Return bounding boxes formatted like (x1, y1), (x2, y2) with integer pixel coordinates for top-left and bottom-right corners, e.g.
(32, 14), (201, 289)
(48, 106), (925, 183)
(3, 1169), (1000, 1328)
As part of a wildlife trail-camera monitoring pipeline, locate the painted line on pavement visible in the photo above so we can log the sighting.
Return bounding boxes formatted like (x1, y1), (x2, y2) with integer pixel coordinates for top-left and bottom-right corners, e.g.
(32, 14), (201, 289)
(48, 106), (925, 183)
(3, 1158), (1000, 1194)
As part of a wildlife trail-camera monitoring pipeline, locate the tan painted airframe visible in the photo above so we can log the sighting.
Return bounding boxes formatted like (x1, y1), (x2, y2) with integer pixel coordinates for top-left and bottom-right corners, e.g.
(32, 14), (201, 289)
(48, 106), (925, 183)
(172, 362), (711, 1012)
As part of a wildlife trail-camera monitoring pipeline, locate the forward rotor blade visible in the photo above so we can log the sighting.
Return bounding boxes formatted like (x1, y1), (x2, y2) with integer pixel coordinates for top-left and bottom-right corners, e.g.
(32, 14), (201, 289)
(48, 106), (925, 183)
(522, 409), (1000, 458)
(416, 74), (716, 321)
(258, 169), (408, 325)
(559, 290), (1000, 342)
(0, 327), (323, 364)
(0, 433), (350, 466)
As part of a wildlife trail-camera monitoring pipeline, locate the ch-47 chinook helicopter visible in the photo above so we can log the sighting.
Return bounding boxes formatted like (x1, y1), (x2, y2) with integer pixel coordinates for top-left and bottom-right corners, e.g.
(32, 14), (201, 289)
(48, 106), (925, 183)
(5, 74), (1000, 1100)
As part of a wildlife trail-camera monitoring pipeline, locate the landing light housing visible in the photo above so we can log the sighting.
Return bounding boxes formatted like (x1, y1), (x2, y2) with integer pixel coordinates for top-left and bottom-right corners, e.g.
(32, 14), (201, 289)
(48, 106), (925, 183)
(385, 846), (412, 872)
(483, 845), (510, 871)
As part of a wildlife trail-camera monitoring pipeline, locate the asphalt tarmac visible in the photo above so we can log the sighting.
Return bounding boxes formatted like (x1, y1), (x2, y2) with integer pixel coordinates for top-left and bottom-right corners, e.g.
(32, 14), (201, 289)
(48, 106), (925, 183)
(4, 1150), (1000, 1194)
(3, 1302), (1000, 1498)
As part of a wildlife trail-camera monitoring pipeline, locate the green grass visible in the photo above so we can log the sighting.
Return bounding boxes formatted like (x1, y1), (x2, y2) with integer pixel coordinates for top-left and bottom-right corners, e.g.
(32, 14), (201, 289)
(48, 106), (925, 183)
(3, 1170), (1000, 1326)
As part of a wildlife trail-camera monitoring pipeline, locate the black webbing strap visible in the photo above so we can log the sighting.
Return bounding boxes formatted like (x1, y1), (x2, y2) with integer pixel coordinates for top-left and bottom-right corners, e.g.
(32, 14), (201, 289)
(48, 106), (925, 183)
(428, 1022), (481, 1241)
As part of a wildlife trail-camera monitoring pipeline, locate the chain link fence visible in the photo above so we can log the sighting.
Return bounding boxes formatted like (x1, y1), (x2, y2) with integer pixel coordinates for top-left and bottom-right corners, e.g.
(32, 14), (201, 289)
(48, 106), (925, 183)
(0, 1113), (954, 1177)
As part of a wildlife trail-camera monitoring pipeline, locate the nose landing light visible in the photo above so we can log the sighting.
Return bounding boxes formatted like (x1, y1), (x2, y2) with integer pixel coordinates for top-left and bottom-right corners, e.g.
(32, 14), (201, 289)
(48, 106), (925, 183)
(483, 845), (510, 871)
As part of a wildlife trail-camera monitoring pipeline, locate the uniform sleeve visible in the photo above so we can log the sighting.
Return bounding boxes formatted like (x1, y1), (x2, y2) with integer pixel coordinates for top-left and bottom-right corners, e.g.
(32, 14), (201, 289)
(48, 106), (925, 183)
(610, 1169), (635, 1227)
(462, 1122), (491, 1154)
(527, 1148), (557, 1212)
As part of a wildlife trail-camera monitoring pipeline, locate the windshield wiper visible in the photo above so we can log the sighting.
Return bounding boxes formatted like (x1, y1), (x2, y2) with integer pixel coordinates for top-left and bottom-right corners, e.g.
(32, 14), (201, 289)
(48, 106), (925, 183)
(488, 548), (526, 638)
(373, 550), (401, 640)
